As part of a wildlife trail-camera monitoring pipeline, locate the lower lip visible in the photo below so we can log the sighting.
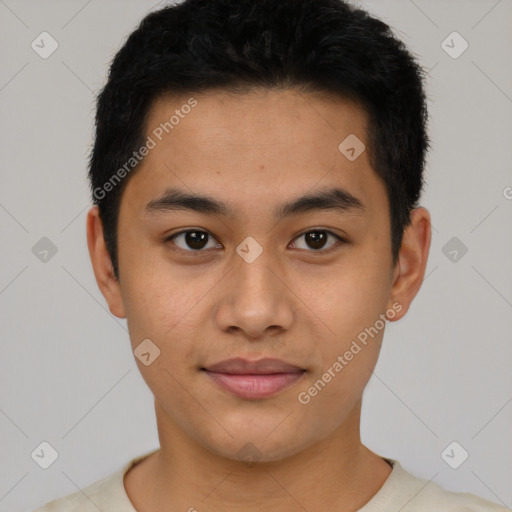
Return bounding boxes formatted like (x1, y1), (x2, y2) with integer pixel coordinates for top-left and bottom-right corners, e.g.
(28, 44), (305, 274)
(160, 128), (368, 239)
(203, 371), (305, 399)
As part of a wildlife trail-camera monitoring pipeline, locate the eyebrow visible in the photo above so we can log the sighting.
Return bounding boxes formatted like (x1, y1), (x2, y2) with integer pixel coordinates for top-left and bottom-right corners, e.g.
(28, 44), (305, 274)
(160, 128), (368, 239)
(144, 186), (365, 220)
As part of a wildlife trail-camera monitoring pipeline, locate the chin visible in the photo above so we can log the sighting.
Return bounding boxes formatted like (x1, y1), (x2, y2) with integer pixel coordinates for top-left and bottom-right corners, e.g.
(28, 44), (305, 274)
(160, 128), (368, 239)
(196, 422), (323, 465)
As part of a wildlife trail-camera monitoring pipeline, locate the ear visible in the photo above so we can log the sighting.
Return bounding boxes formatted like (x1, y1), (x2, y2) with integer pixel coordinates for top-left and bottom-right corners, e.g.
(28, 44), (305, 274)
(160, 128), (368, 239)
(86, 206), (126, 319)
(386, 207), (431, 321)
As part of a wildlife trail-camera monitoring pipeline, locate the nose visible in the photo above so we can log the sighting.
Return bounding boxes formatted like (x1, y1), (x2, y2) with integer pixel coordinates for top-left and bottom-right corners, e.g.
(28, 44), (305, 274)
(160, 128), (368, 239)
(214, 246), (295, 340)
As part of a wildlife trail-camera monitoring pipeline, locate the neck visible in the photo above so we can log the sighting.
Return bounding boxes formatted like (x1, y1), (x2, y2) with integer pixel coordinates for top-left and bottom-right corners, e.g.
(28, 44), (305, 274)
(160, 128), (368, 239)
(125, 398), (392, 511)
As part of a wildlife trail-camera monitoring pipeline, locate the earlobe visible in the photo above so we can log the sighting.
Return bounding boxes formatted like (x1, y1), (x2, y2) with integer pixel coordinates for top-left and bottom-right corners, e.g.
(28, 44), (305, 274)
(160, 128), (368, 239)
(387, 207), (431, 322)
(86, 206), (126, 319)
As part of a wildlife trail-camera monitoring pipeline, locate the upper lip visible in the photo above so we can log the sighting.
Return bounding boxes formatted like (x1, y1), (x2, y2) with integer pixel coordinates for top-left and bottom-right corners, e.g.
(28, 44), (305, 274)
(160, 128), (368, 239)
(203, 357), (305, 375)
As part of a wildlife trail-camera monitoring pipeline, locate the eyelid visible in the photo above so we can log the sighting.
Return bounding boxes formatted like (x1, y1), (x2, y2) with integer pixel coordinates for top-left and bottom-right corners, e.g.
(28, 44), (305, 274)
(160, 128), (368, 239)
(290, 229), (345, 254)
(165, 229), (221, 256)
(164, 228), (346, 254)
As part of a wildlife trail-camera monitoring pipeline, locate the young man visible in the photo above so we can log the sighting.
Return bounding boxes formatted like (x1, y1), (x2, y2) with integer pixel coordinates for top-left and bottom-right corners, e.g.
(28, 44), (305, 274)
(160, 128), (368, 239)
(34, 0), (507, 510)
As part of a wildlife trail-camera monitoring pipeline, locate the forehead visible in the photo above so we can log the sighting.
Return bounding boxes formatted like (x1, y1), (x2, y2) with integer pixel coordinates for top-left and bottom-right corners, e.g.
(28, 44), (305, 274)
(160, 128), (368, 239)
(146, 87), (369, 151)
(122, 88), (386, 221)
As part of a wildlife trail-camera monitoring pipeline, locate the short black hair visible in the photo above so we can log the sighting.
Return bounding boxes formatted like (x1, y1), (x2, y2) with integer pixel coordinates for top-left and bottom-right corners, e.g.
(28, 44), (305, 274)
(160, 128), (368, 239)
(89, 0), (430, 281)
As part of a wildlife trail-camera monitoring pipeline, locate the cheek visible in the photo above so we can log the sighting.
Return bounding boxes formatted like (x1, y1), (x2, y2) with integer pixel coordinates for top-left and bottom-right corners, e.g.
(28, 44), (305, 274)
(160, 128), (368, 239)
(315, 261), (389, 333)
(121, 271), (202, 403)
(301, 250), (391, 377)
(120, 260), (218, 371)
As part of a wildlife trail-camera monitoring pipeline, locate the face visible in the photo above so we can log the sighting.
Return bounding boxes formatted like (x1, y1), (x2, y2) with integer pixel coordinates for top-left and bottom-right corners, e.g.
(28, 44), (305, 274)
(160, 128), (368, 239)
(89, 88), (428, 463)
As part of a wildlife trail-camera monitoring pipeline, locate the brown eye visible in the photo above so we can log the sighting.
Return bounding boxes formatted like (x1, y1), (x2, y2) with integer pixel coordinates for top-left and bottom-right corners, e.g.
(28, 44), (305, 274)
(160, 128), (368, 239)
(291, 230), (344, 252)
(167, 230), (221, 252)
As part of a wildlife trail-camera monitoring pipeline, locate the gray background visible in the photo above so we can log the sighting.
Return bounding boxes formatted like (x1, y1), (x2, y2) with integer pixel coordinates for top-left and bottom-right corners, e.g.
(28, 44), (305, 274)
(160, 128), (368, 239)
(0, 0), (511, 510)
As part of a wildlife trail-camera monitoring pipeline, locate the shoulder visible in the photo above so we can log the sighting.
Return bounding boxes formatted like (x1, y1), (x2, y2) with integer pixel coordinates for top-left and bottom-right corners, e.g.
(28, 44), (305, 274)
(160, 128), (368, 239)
(32, 467), (126, 512)
(31, 450), (159, 512)
(372, 459), (509, 512)
(411, 479), (508, 511)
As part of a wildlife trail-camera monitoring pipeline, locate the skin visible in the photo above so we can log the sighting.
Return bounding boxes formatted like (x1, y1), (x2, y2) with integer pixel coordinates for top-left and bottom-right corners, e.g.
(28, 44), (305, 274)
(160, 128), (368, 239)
(87, 88), (431, 511)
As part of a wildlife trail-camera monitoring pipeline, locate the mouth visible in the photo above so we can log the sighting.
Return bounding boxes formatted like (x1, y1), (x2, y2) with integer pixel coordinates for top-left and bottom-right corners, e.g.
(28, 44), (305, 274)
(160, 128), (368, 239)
(201, 357), (306, 400)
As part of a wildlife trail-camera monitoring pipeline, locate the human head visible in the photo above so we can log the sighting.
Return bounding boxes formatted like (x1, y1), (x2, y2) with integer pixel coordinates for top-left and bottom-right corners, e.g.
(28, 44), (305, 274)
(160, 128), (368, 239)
(88, 0), (429, 281)
(86, 0), (431, 465)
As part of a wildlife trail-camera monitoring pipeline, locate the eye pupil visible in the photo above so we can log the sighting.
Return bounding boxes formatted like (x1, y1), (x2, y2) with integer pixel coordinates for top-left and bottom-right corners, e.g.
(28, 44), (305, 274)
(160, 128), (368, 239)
(306, 231), (327, 249)
(171, 229), (339, 254)
(186, 231), (208, 249)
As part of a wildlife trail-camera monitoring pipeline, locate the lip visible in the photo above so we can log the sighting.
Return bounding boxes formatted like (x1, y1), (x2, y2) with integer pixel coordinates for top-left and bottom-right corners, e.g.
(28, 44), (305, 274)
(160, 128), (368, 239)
(202, 357), (306, 400)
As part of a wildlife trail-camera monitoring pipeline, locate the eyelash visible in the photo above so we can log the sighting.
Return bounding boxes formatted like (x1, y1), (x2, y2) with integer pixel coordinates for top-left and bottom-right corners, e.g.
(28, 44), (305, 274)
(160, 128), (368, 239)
(164, 229), (346, 256)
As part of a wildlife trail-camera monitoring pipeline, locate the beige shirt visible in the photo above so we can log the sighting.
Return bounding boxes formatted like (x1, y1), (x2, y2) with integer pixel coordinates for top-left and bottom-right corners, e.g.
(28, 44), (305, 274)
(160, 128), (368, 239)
(33, 449), (508, 511)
